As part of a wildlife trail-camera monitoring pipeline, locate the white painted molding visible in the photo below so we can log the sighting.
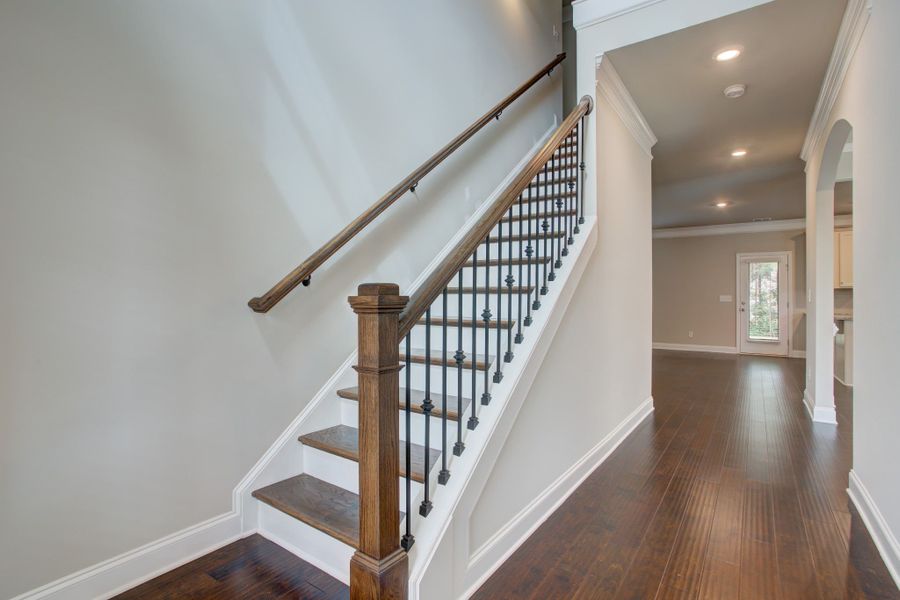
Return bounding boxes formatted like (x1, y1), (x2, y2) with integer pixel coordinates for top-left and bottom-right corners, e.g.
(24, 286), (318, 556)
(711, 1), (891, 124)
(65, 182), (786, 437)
(848, 470), (900, 589)
(653, 342), (738, 354)
(803, 389), (837, 424)
(654, 215), (851, 238)
(789, 350), (807, 359)
(411, 219), (599, 600)
(595, 55), (657, 158)
(461, 396), (654, 599)
(572, 0), (667, 30)
(800, 0), (872, 164)
(8, 514), (244, 600)
(833, 373), (853, 387)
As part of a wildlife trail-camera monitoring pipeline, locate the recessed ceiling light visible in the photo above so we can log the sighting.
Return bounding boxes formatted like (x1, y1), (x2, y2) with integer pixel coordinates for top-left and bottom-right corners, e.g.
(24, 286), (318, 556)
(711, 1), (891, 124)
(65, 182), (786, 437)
(723, 83), (746, 98)
(715, 47), (742, 62)
(731, 149), (748, 157)
(716, 201), (729, 208)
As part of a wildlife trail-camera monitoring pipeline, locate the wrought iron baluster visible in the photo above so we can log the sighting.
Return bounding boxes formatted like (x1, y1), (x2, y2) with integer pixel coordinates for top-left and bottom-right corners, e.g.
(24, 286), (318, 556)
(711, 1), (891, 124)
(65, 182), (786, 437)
(515, 195), (524, 343)
(527, 178), (537, 316)
(567, 130), (576, 246)
(554, 145), (564, 270)
(493, 216), (503, 383)
(540, 164), (550, 295)
(481, 236), (492, 406)
(548, 148), (558, 282)
(454, 273), (466, 453)
(469, 248), (480, 429)
(578, 117), (586, 227)
(420, 308), (433, 517)
(504, 206), (515, 362)
(439, 289), (450, 485)
(401, 335), (414, 551)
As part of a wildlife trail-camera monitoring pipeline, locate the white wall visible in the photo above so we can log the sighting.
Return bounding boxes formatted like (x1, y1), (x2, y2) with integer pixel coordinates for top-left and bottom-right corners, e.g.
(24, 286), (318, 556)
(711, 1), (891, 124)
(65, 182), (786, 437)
(804, 0), (900, 579)
(469, 84), (652, 551)
(0, 1), (562, 596)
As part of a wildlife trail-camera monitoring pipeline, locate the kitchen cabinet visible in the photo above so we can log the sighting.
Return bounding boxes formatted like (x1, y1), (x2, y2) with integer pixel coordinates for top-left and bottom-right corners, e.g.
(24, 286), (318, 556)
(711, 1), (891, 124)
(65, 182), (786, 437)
(834, 230), (853, 288)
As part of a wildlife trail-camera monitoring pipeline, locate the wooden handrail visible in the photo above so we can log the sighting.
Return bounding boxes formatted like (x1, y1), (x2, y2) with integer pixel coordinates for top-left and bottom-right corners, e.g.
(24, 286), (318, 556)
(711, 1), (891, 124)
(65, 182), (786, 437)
(397, 95), (594, 338)
(248, 53), (567, 313)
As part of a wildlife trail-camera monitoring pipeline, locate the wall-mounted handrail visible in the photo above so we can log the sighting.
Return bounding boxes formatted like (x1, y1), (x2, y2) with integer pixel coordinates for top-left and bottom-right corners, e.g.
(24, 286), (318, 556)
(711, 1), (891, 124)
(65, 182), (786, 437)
(248, 53), (566, 313)
(397, 95), (593, 338)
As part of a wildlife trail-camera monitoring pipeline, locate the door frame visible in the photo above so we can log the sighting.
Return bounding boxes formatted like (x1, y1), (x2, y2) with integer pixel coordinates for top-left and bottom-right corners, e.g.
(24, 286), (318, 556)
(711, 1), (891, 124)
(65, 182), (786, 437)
(735, 251), (793, 356)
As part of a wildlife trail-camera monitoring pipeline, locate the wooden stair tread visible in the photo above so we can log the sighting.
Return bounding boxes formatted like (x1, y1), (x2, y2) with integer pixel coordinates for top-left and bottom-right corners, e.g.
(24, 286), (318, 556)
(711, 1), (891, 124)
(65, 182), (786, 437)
(252, 474), (364, 548)
(409, 348), (493, 371)
(300, 425), (440, 483)
(417, 316), (514, 329)
(337, 386), (472, 421)
(501, 209), (577, 223)
(464, 256), (551, 268)
(447, 286), (534, 294)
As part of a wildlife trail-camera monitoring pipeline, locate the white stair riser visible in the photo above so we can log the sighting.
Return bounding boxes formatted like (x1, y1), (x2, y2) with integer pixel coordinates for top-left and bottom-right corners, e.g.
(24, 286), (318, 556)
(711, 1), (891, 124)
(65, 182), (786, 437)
(408, 323), (525, 354)
(257, 502), (354, 584)
(302, 445), (424, 508)
(408, 362), (496, 398)
(340, 398), (472, 451)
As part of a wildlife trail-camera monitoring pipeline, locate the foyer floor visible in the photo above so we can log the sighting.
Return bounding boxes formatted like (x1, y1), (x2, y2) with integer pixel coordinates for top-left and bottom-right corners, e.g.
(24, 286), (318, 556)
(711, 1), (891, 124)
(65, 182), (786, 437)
(473, 351), (899, 599)
(115, 352), (898, 599)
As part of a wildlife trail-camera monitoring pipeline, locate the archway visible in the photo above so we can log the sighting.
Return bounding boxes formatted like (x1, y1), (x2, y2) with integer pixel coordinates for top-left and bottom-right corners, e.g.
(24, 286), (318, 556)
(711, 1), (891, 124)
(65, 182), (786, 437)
(806, 119), (852, 424)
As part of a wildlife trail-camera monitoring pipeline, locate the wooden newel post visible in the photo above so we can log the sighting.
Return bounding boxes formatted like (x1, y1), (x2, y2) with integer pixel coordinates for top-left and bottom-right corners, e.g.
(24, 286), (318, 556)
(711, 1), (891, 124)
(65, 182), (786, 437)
(348, 283), (409, 600)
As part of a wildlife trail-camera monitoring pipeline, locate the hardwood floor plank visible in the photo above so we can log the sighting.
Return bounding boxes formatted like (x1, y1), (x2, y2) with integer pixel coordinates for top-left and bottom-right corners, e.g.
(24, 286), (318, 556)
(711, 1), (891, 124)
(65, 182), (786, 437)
(474, 352), (900, 600)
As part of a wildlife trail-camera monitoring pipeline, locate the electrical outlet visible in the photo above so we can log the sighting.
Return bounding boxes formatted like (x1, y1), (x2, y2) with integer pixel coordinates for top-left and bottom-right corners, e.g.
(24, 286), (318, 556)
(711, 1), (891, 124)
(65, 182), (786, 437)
(688, 330), (694, 339)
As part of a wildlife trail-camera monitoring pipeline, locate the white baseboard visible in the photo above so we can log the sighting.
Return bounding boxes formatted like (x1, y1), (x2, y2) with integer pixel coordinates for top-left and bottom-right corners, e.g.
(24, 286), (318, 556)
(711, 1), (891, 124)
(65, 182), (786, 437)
(790, 349), (807, 359)
(461, 395), (654, 599)
(9, 513), (245, 600)
(848, 470), (900, 589)
(834, 373), (853, 387)
(652, 342), (738, 354)
(803, 388), (837, 424)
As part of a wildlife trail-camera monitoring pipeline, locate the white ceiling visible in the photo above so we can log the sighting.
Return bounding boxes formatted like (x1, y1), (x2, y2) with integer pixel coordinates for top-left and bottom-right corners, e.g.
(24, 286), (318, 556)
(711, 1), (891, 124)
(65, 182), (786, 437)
(606, 0), (847, 228)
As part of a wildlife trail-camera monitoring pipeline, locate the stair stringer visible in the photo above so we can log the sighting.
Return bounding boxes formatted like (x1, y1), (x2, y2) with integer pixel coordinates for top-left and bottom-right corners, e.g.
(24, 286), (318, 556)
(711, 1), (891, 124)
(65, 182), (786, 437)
(406, 218), (598, 600)
(230, 122), (559, 581)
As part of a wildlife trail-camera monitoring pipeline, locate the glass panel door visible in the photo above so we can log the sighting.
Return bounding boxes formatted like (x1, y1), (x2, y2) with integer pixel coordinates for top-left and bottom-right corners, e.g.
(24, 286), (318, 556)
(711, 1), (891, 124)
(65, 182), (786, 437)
(748, 261), (779, 341)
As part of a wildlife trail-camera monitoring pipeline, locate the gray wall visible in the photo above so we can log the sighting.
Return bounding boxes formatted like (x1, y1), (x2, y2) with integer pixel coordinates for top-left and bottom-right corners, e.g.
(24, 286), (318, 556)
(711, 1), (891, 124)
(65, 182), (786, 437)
(0, 1), (561, 596)
(653, 230), (807, 350)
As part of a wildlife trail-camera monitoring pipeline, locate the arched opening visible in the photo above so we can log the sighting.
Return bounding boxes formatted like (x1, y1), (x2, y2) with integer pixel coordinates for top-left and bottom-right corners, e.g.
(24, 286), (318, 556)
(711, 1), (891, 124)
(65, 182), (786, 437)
(806, 119), (852, 425)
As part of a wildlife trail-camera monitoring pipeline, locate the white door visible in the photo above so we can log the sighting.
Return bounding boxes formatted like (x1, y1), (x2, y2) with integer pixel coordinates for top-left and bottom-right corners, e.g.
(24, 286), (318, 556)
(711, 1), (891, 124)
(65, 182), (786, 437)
(738, 253), (790, 356)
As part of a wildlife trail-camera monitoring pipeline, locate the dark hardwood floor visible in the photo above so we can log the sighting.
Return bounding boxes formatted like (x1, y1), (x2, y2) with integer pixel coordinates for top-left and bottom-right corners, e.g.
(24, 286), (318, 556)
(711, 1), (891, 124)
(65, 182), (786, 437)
(114, 352), (897, 599)
(473, 351), (899, 599)
(113, 534), (348, 599)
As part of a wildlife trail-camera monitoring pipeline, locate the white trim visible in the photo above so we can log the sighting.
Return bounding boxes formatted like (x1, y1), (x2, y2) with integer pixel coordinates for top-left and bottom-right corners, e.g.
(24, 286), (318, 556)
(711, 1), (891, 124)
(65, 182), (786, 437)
(790, 350), (807, 359)
(833, 373), (853, 388)
(652, 342), (738, 354)
(410, 219), (599, 599)
(460, 396), (654, 599)
(803, 388), (838, 424)
(595, 55), (657, 158)
(572, 0), (667, 30)
(800, 0), (872, 164)
(655, 218), (806, 238)
(736, 251), (792, 357)
(8, 514), (245, 600)
(848, 470), (900, 589)
(654, 216), (851, 239)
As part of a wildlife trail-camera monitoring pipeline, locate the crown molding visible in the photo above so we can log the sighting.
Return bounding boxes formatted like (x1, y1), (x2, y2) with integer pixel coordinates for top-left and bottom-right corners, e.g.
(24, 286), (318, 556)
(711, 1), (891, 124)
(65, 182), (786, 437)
(653, 215), (852, 239)
(800, 0), (872, 165)
(595, 55), (657, 158)
(572, 0), (666, 31)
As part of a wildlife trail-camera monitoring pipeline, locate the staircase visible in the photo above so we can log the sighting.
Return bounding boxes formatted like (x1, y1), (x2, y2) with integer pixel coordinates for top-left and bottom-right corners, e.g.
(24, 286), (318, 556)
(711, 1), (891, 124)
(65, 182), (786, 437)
(244, 55), (594, 599)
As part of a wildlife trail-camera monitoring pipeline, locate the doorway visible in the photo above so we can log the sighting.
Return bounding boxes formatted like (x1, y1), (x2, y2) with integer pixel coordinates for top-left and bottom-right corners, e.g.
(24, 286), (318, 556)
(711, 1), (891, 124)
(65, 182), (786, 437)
(737, 252), (791, 356)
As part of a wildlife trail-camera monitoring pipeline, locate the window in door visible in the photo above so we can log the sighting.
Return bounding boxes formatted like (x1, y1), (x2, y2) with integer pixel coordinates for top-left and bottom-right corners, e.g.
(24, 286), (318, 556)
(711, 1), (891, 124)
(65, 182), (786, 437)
(747, 261), (779, 341)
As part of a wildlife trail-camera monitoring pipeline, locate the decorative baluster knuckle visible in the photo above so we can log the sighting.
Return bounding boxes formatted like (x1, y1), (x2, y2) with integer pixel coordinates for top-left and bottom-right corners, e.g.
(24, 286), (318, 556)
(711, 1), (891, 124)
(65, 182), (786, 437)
(347, 283), (409, 600)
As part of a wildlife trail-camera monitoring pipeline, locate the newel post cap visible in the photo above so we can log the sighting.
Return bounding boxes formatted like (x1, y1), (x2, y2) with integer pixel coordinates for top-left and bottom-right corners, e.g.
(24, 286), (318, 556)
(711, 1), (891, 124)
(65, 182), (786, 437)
(348, 283), (408, 314)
